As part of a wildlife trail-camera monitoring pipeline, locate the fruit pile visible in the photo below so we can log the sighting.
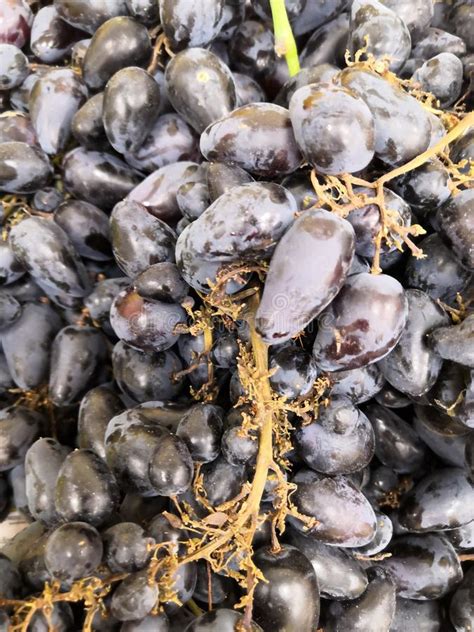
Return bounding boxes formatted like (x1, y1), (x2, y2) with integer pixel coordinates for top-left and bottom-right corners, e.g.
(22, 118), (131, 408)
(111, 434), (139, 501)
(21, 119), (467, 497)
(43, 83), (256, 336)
(0, 0), (473, 630)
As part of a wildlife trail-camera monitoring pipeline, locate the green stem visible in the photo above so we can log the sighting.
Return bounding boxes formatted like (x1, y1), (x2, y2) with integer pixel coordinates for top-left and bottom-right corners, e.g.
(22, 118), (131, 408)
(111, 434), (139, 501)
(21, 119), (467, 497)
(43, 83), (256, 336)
(270, 0), (300, 77)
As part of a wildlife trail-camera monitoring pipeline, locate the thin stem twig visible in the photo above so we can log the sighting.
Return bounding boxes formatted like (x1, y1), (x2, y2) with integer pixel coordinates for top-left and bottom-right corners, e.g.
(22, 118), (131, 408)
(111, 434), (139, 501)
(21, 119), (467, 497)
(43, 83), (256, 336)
(269, 0), (300, 77)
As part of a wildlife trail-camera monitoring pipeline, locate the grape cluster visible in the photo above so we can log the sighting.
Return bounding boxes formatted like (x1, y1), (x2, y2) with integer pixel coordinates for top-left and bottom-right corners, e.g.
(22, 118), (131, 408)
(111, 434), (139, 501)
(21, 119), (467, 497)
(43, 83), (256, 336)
(0, 0), (473, 631)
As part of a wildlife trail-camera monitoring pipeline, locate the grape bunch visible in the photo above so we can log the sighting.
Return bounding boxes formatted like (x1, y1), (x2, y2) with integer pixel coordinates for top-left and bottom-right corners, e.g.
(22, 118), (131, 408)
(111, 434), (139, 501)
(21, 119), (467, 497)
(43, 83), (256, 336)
(0, 0), (473, 631)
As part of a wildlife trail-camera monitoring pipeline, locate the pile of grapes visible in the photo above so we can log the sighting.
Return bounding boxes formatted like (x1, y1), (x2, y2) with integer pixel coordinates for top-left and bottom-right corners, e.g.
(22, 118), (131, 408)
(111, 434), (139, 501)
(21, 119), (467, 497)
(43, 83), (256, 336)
(0, 0), (473, 630)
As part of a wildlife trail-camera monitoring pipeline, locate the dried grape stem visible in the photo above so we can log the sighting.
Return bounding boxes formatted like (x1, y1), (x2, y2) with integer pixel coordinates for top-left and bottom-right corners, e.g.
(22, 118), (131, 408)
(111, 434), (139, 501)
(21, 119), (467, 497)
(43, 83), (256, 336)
(378, 110), (474, 186)
(311, 110), (474, 273)
(179, 294), (274, 565)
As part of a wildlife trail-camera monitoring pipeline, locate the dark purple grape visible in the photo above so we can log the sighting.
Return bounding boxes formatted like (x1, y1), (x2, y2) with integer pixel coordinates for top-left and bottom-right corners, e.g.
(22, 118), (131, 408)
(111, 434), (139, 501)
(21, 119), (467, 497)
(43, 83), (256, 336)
(63, 147), (141, 210)
(134, 262), (188, 304)
(121, 614), (170, 631)
(379, 0), (433, 41)
(412, 27), (467, 59)
(252, 545), (319, 632)
(28, 603), (73, 632)
(48, 326), (107, 406)
(450, 565), (474, 632)
(0, 111), (36, 146)
(351, 511), (393, 556)
(221, 415), (258, 466)
(0, 43), (28, 89)
(466, 433), (474, 483)
(126, 0), (160, 24)
(276, 64), (338, 109)
(300, 13), (349, 67)
(0, 0), (33, 48)
(177, 181), (209, 221)
(256, 209), (355, 344)
(71, 92), (109, 150)
(290, 83), (374, 175)
(0, 293), (21, 329)
(412, 53), (463, 107)
(326, 567), (396, 632)
(124, 113), (198, 173)
(193, 561), (235, 606)
(78, 386), (123, 460)
(0, 352), (13, 395)
(292, 0), (348, 36)
(390, 598), (441, 632)
(45, 521), (103, 584)
(119, 494), (166, 526)
(451, 1), (474, 51)
(290, 468), (376, 546)
(9, 217), (90, 298)
(287, 527), (368, 600)
(84, 277), (130, 335)
(346, 188), (412, 259)
(30, 68), (87, 155)
(181, 182), (297, 263)
(148, 434), (194, 496)
(398, 467), (474, 532)
(350, 0), (411, 72)
(381, 534), (462, 600)
(55, 200), (112, 261)
(201, 456), (245, 505)
(83, 17), (151, 90)
(110, 287), (185, 353)
(228, 19), (275, 77)
(30, 6), (85, 63)
(55, 449), (119, 526)
(71, 37), (91, 68)
(33, 187), (64, 212)
(0, 141), (52, 193)
(233, 71), (266, 106)
(451, 126), (474, 167)
(427, 314), (474, 368)
(447, 520), (474, 551)
(296, 397), (375, 475)
(211, 332), (238, 369)
(110, 199), (176, 277)
(1, 302), (61, 389)
(103, 522), (154, 573)
(160, 0), (223, 50)
(128, 161), (201, 222)
(330, 364), (385, 404)
(313, 272), (408, 370)
(105, 408), (169, 495)
(200, 103), (302, 177)
(437, 189), (474, 270)
(175, 236), (247, 294)
(54, 0), (128, 34)
(379, 289), (449, 396)
(185, 610), (262, 631)
(112, 340), (184, 403)
(269, 344), (318, 399)
(103, 66), (161, 154)
(0, 554), (22, 599)
(136, 400), (189, 433)
(414, 403), (471, 467)
(365, 403), (427, 474)
(147, 513), (188, 552)
(176, 404), (223, 463)
(165, 48), (236, 133)
(405, 234), (472, 303)
(341, 68), (431, 166)
(0, 406), (41, 472)
(206, 161), (253, 203)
